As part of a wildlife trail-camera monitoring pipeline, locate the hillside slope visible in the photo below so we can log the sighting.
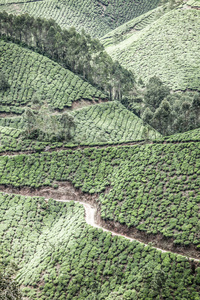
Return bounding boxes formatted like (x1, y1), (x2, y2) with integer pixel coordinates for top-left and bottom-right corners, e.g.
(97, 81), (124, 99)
(0, 141), (199, 256)
(71, 101), (161, 143)
(0, 102), (161, 153)
(0, 0), (160, 38)
(0, 40), (106, 113)
(104, 8), (200, 90)
(1, 193), (200, 299)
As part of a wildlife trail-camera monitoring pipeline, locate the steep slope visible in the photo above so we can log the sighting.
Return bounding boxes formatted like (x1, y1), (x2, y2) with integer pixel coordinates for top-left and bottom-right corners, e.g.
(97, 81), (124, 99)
(159, 127), (200, 142)
(0, 142), (199, 257)
(0, 40), (106, 113)
(0, 102), (161, 152)
(0, 0), (160, 38)
(71, 101), (161, 143)
(1, 193), (200, 299)
(101, 5), (165, 48)
(104, 8), (200, 90)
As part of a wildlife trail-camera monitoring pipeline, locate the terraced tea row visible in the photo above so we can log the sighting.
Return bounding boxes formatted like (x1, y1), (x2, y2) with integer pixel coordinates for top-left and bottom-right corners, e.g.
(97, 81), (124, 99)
(105, 8), (200, 91)
(0, 142), (199, 250)
(1, 193), (199, 299)
(0, 0), (160, 37)
(0, 40), (105, 111)
(0, 102), (160, 152)
(101, 6), (164, 48)
(159, 128), (200, 143)
(71, 102), (160, 143)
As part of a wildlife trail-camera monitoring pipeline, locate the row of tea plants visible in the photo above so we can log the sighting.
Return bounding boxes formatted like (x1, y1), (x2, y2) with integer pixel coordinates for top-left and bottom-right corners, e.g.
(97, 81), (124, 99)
(0, 193), (199, 299)
(0, 142), (199, 247)
(0, 40), (105, 111)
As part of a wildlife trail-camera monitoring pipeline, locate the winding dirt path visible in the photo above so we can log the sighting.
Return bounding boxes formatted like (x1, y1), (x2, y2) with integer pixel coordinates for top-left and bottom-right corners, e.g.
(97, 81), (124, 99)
(49, 198), (200, 263)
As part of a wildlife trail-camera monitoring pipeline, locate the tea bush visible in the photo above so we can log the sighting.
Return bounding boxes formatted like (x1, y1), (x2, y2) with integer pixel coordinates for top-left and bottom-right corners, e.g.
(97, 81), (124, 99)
(0, 40), (105, 111)
(0, 193), (199, 299)
(0, 0), (160, 38)
(0, 142), (199, 247)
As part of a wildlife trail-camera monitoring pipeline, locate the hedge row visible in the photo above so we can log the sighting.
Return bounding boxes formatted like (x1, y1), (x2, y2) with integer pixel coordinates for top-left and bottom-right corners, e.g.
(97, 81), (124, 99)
(0, 142), (199, 247)
(0, 193), (199, 299)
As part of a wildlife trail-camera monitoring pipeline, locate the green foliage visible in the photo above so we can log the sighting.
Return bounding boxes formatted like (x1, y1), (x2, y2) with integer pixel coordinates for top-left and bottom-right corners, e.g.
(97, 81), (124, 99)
(0, 142), (200, 247)
(0, 102), (160, 152)
(105, 8), (200, 91)
(0, 40), (105, 111)
(0, 13), (135, 101)
(101, 5), (166, 47)
(0, 193), (199, 299)
(23, 106), (75, 142)
(0, 72), (10, 91)
(141, 80), (200, 136)
(161, 127), (200, 142)
(144, 76), (170, 110)
(0, 255), (22, 300)
(0, 0), (160, 38)
(71, 102), (160, 143)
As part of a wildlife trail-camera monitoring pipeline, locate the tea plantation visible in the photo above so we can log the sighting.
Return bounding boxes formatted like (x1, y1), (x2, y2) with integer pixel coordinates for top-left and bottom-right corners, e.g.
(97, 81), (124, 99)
(0, 193), (200, 299)
(0, 142), (199, 250)
(0, 0), (160, 38)
(71, 102), (160, 143)
(0, 40), (105, 112)
(104, 8), (200, 90)
(158, 128), (200, 143)
(101, 5), (164, 48)
(0, 1), (200, 298)
(0, 101), (160, 153)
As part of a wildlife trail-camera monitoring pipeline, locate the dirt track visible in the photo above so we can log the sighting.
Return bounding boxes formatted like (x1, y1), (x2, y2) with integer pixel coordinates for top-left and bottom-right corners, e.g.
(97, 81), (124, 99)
(48, 198), (200, 263)
(1, 186), (199, 263)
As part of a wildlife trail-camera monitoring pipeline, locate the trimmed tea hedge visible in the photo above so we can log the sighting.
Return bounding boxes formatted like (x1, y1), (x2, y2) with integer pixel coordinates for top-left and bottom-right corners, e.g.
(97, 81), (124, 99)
(106, 9), (200, 91)
(71, 102), (161, 143)
(0, 193), (199, 299)
(0, 0), (160, 38)
(0, 40), (105, 111)
(0, 142), (199, 247)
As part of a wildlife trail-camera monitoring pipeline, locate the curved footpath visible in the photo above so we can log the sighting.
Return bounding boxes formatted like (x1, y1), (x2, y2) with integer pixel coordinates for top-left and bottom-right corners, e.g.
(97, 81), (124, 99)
(49, 198), (200, 263)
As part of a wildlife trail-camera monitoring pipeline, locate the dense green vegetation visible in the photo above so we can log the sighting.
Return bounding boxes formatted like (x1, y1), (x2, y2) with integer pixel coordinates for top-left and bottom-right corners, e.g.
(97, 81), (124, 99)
(0, 12), (135, 101)
(0, 142), (199, 248)
(101, 6), (165, 48)
(0, 255), (22, 300)
(0, 102), (160, 150)
(0, 193), (200, 299)
(163, 128), (200, 142)
(0, 1), (200, 298)
(0, 40), (105, 111)
(105, 8), (200, 91)
(0, 0), (160, 38)
(141, 77), (200, 135)
(71, 102), (160, 143)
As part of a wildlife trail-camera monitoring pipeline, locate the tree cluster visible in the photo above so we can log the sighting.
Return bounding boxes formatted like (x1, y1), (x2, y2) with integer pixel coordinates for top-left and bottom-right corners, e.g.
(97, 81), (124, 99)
(0, 11), (135, 100)
(23, 106), (75, 142)
(141, 77), (200, 136)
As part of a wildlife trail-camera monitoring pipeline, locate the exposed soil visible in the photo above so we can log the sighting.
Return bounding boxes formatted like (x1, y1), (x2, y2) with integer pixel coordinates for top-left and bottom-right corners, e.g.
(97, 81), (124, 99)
(182, 4), (200, 10)
(71, 98), (108, 110)
(0, 182), (199, 263)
